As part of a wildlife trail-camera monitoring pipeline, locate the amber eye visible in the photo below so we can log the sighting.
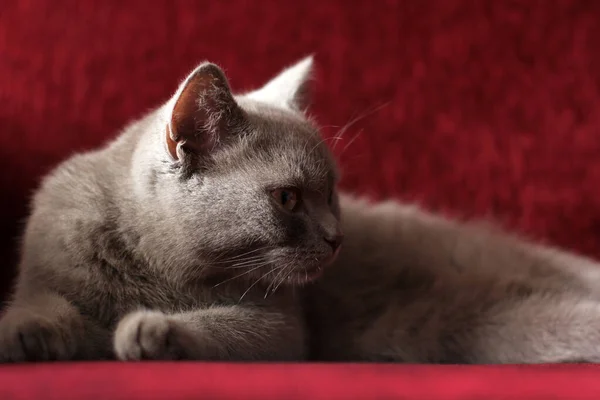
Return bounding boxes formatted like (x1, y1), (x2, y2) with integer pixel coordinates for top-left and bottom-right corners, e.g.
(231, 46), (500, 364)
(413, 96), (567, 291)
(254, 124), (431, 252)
(271, 188), (301, 211)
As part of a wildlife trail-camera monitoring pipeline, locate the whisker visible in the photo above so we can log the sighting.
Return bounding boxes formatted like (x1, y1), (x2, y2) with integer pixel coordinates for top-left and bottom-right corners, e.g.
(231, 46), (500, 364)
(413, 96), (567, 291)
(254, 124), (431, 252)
(264, 268), (279, 295)
(332, 102), (391, 149)
(320, 136), (344, 151)
(332, 120), (358, 149)
(319, 124), (341, 130)
(212, 262), (270, 288)
(340, 128), (364, 156)
(264, 265), (289, 299)
(212, 255), (264, 266)
(239, 267), (278, 303)
(271, 267), (295, 294)
(263, 266), (283, 299)
(211, 255), (264, 266)
(223, 257), (269, 270)
(224, 264), (265, 270)
(226, 246), (271, 260)
(271, 253), (300, 295)
(307, 135), (340, 157)
(212, 246), (274, 264)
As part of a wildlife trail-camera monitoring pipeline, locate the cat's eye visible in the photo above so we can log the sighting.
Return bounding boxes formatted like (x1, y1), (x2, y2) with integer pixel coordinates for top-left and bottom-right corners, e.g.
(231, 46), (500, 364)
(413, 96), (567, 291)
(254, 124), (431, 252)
(271, 188), (301, 212)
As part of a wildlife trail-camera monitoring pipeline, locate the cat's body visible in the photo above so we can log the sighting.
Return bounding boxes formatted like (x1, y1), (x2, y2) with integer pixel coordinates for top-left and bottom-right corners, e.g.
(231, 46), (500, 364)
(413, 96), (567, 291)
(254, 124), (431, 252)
(4, 56), (600, 365)
(307, 195), (600, 363)
(0, 57), (341, 361)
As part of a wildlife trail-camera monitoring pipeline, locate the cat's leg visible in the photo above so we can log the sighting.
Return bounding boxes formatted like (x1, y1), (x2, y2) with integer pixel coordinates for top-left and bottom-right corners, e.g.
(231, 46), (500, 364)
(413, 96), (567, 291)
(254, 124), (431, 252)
(114, 305), (306, 361)
(465, 294), (600, 363)
(0, 291), (109, 362)
(535, 246), (600, 296)
(355, 291), (600, 364)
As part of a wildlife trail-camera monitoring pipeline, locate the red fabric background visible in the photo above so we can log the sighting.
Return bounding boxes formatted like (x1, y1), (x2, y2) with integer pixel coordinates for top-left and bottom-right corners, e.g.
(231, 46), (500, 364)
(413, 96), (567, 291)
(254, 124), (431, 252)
(2, 1), (600, 399)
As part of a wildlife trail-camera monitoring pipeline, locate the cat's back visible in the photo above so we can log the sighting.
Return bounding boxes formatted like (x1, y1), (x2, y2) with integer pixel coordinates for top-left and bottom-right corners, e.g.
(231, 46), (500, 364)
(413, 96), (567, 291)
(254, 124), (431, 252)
(17, 114), (151, 286)
(308, 194), (593, 361)
(30, 113), (153, 216)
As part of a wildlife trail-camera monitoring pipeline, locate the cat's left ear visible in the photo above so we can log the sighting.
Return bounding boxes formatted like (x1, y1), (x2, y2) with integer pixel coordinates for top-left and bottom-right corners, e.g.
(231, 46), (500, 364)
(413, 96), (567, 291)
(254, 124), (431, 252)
(245, 55), (314, 112)
(165, 62), (246, 161)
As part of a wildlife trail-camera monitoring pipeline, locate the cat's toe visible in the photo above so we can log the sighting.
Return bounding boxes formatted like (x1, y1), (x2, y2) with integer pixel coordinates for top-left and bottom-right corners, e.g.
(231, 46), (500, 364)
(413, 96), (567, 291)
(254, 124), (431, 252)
(114, 310), (181, 361)
(0, 323), (27, 362)
(0, 313), (72, 362)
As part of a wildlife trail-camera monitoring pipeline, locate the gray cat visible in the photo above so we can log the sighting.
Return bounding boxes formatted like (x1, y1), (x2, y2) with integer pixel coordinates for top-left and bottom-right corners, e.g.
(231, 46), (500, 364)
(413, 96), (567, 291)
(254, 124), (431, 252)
(0, 57), (342, 361)
(5, 56), (600, 365)
(307, 195), (600, 363)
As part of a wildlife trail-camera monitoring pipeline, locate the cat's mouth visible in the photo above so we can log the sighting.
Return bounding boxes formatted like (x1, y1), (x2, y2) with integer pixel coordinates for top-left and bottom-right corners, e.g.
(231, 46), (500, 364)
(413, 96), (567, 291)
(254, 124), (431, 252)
(293, 246), (341, 284)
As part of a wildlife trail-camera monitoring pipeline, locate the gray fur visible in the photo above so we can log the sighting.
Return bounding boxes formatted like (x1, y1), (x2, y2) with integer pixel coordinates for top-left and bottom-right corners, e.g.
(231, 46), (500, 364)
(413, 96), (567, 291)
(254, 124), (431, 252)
(307, 195), (600, 363)
(6, 55), (600, 365)
(0, 56), (341, 361)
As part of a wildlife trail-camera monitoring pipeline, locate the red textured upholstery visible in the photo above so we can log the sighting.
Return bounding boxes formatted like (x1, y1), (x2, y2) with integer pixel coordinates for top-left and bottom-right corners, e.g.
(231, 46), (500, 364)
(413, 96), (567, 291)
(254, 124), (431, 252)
(2, 1), (600, 398)
(0, 363), (599, 400)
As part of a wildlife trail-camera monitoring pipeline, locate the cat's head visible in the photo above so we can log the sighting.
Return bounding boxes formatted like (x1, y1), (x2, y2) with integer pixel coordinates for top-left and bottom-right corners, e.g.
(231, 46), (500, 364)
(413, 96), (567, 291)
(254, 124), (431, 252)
(153, 57), (341, 287)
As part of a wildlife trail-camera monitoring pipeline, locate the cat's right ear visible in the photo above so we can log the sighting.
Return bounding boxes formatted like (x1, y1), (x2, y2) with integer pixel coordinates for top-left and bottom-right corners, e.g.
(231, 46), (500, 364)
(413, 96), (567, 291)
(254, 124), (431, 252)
(245, 56), (314, 112)
(165, 63), (246, 161)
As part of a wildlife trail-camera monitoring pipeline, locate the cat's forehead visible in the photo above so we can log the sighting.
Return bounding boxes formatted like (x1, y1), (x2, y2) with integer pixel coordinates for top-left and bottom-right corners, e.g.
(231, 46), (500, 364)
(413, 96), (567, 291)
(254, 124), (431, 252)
(231, 100), (338, 189)
(246, 106), (317, 146)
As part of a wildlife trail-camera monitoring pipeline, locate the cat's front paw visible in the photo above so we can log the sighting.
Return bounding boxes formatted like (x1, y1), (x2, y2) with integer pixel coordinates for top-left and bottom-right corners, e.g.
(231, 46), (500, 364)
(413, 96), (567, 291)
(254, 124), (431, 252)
(0, 309), (77, 362)
(114, 310), (195, 361)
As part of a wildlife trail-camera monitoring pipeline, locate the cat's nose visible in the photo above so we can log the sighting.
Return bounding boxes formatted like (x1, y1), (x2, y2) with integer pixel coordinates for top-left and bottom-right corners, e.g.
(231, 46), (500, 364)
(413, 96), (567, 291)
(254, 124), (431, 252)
(324, 230), (344, 251)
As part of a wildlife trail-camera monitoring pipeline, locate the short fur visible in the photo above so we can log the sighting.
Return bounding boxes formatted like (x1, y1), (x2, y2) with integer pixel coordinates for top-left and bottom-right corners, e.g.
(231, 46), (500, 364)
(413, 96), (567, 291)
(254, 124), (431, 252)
(0, 57), (342, 362)
(6, 56), (600, 365)
(307, 195), (600, 363)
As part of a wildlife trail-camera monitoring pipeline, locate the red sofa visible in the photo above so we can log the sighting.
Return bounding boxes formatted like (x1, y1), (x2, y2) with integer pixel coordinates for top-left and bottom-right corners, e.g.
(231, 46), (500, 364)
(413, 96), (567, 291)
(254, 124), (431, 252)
(2, 1), (600, 398)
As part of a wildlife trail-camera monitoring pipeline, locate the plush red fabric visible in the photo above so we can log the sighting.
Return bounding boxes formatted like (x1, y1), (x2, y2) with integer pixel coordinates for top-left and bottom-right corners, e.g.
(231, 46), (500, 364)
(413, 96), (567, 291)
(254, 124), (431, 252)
(0, 363), (599, 400)
(2, 0), (600, 398)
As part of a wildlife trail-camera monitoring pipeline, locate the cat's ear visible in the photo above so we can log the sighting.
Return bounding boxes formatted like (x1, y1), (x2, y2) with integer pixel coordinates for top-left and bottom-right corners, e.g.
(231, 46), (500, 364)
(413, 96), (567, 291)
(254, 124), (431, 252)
(245, 55), (314, 112)
(165, 63), (246, 161)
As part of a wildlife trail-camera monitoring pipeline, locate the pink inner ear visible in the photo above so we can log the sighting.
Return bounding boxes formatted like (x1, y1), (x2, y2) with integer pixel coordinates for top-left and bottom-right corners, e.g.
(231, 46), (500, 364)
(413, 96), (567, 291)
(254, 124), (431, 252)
(166, 64), (240, 160)
(165, 125), (179, 160)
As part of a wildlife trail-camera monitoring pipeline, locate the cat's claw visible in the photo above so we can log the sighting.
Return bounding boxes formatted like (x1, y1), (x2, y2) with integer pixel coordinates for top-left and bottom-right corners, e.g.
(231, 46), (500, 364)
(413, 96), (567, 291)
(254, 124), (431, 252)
(0, 311), (75, 362)
(114, 310), (189, 361)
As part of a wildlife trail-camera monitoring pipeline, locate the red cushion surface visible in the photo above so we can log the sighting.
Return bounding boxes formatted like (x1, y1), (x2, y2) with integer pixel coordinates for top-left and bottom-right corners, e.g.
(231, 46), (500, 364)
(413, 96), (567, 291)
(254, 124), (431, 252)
(2, 0), (600, 398)
(0, 363), (599, 400)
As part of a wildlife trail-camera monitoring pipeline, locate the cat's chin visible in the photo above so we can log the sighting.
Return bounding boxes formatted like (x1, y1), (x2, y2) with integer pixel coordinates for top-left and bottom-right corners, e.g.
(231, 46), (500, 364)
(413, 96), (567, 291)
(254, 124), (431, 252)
(290, 265), (325, 285)
(288, 247), (341, 285)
